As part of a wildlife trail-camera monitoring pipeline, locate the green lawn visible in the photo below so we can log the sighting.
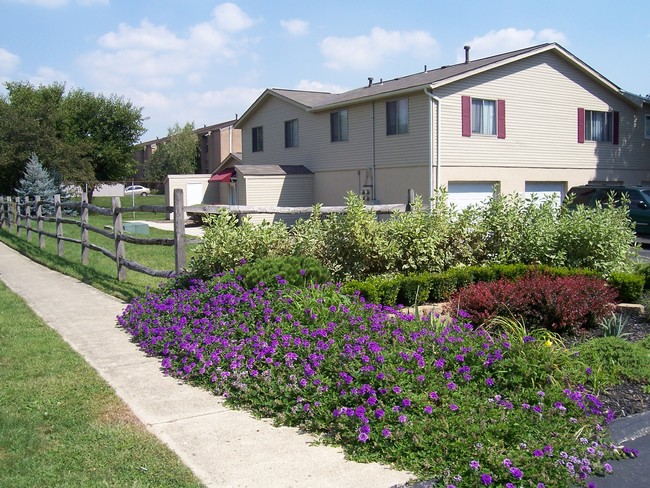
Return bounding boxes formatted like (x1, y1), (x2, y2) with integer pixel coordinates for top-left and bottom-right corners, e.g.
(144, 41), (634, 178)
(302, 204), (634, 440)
(0, 281), (204, 487)
(0, 193), (198, 300)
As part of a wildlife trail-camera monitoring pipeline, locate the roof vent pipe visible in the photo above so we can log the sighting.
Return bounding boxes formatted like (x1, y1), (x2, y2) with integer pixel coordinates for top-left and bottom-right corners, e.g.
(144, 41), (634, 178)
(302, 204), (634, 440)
(464, 45), (470, 63)
(368, 77), (374, 87)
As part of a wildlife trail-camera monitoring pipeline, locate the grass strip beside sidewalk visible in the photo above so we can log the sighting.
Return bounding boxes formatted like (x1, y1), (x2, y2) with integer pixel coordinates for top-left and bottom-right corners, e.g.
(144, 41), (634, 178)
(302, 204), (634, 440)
(0, 281), (204, 488)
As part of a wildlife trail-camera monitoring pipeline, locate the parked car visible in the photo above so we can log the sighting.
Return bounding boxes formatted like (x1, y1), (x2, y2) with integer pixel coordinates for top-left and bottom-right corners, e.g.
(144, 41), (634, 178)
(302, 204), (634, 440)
(124, 185), (151, 197)
(565, 185), (650, 235)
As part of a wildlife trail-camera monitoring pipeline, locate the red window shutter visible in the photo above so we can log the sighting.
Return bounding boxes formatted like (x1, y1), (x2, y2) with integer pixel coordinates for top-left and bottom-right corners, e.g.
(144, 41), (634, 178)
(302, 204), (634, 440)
(577, 108), (585, 143)
(613, 111), (619, 145)
(497, 99), (506, 139)
(461, 96), (471, 137)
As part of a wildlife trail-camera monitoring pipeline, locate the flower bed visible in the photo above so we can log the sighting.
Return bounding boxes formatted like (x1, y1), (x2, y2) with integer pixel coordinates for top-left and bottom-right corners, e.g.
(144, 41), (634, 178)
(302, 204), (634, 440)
(118, 276), (638, 487)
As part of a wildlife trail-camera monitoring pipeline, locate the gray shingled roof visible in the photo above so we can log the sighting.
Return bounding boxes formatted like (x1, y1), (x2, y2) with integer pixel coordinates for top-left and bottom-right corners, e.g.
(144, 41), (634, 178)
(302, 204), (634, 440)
(270, 89), (335, 108)
(236, 164), (313, 176)
(310, 44), (552, 109)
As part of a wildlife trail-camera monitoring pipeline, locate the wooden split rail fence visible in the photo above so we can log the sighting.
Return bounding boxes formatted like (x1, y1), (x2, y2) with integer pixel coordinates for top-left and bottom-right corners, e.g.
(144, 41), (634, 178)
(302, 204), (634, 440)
(0, 188), (413, 281)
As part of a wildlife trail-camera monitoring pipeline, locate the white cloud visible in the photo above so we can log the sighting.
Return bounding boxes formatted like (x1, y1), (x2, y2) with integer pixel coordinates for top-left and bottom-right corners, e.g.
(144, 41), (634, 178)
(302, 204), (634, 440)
(29, 66), (70, 86)
(78, 5), (256, 93)
(320, 27), (438, 71)
(98, 19), (185, 51)
(0, 47), (20, 74)
(132, 86), (261, 140)
(280, 19), (309, 37)
(295, 79), (346, 93)
(212, 2), (255, 33)
(459, 28), (568, 62)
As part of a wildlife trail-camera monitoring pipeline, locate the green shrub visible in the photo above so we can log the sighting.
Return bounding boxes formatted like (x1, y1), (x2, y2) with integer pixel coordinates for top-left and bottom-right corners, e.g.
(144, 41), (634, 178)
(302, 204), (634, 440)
(397, 272), (431, 306)
(608, 272), (645, 302)
(340, 280), (380, 304)
(633, 262), (650, 289)
(557, 199), (637, 276)
(428, 271), (458, 302)
(371, 275), (401, 306)
(188, 210), (291, 279)
(238, 256), (331, 289)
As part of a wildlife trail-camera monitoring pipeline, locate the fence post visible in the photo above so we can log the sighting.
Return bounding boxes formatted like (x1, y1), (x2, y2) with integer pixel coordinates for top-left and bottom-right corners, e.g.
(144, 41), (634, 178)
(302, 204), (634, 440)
(55, 194), (64, 256)
(0, 196), (5, 230)
(35, 196), (45, 249)
(81, 192), (89, 265)
(15, 196), (22, 236)
(9, 196), (16, 232)
(25, 196), (32, 242)
(406, 188), (415, 212)
(113, 196), (127, 280)
(173, 188), (186, 275)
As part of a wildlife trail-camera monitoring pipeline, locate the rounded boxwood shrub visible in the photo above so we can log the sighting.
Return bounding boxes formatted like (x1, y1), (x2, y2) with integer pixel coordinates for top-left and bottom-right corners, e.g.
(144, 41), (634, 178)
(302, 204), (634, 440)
(238, 256), (331, 289)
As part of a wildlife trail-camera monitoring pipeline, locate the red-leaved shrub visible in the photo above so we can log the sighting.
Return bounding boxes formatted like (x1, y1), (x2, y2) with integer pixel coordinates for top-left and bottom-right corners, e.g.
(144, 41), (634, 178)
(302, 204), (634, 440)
(447, 272), (617, 333)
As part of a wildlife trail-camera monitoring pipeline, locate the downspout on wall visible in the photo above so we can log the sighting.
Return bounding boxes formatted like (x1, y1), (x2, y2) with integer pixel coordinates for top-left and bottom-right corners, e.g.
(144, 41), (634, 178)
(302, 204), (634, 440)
(424, 88), (441, 211)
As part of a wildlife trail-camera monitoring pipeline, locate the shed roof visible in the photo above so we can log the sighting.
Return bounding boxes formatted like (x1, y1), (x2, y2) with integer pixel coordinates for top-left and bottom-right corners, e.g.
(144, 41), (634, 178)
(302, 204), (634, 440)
(236, 164), (313, 176)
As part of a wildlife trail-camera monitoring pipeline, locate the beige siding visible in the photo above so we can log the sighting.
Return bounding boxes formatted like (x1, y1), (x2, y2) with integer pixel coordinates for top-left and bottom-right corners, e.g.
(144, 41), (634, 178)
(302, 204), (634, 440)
(435, 51), (650, 187)
(244, 174), (314, 224)
(240, 50), (650, 206)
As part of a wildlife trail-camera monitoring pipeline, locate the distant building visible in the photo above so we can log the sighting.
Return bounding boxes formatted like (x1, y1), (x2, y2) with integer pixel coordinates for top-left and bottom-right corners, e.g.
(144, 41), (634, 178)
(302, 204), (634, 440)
(133, 119), (242, 179)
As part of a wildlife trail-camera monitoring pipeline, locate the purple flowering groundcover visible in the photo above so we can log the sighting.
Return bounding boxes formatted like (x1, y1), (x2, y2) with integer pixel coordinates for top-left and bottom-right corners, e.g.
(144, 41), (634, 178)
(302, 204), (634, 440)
(117, 276), (638, 487)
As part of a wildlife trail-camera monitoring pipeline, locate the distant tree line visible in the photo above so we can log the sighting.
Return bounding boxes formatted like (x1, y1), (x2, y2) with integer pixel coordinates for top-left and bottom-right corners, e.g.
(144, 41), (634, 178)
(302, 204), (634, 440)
(0, 81), (146, 198)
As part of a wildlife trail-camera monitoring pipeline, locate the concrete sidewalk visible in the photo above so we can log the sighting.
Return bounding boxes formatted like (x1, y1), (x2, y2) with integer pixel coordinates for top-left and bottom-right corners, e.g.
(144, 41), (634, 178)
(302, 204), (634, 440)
(0, 242), (412, 488)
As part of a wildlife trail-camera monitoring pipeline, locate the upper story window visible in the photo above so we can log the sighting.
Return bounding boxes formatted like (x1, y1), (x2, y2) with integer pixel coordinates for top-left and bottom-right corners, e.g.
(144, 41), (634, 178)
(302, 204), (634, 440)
(585, 110), (613, 142)
(386, 98), (408, 135)
(471, 99), (496, 135)
(330, 109), (349, 142)
(462, 96), (506, 139)
(285, 119), (299, 148)
(645, 114), (650, 139)
(252, 126), (263, 152)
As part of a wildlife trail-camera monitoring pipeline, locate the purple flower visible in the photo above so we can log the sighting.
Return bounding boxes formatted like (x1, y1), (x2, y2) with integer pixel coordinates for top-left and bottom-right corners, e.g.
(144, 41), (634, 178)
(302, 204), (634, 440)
(509, 467), (523, 479)
(604, 463), (613, 473)
(470, 460), (480, 470)
(398, 414), (407, 423)
(424, 405), (433, 414)
(485, 377), (495, 387)
(429, 391), (439, 400)
(358, 432), (369, 442)
(382, 428), (391, 438)
(449, 403), (459, 411)
(480, 473), (493, 485)
(447, 381), (457, 391)
(392, 385), (402, 394)
(533, 449), (544, 457)
(402, 398), (412, 407)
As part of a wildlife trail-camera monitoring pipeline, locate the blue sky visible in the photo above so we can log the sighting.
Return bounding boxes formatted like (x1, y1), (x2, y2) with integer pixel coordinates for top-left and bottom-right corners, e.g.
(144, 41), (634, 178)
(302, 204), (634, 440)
(1, 0), (648, 142)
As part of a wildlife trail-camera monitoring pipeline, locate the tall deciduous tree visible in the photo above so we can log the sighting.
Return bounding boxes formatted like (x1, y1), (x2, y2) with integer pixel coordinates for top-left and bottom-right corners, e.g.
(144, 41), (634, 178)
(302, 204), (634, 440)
(0, 81), (146, 197)
(145, 122), (199, 181)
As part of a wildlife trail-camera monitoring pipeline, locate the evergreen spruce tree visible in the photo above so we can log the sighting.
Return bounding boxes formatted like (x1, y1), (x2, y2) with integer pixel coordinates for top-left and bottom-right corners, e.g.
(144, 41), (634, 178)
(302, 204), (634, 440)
(16, 153), (58, 214)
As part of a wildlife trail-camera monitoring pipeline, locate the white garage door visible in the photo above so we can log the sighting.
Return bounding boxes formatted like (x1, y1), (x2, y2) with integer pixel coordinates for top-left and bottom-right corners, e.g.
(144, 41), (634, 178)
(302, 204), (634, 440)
(524, 182), (565, 205)
(447, 182), (497, 211)
(186, 182), (204, 206)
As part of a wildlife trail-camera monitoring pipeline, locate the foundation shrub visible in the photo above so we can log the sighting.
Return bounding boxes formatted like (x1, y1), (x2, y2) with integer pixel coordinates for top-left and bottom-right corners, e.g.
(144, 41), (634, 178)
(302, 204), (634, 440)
(448, 272), (618, 333)
(188, 209), (290, 279)
(340, 280), (379, 304)
(396, 272), (432, 306)
(607, 272), (645, 303)
(427, 271), (459, 302)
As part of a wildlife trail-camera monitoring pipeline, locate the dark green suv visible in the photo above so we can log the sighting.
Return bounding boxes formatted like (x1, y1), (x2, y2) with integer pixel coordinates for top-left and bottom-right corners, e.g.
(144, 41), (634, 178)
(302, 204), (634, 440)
(565, 185), (650, 235)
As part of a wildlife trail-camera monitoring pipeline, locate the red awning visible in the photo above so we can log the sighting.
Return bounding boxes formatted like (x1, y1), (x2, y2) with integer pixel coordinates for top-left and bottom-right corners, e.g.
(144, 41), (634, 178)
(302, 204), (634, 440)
(209, 167), (235, 182)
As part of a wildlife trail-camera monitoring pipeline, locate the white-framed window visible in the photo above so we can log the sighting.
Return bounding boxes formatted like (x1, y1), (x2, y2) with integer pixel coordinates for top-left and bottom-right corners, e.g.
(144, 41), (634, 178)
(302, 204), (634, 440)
(330, 109), (348, 142)
(645, 114), (650, 139)
(252, 126), (263, 152)
(471, 98), (496, 135)
(284, 119), (299, 148)
(386, 98), (408, 135)
(585, 110), (613, 142)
